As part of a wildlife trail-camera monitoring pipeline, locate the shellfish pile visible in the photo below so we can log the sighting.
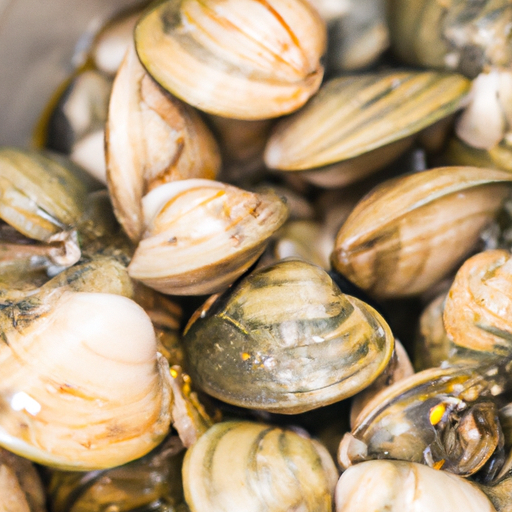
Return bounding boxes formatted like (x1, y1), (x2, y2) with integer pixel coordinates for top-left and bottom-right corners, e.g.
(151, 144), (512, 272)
(2, 0), (512, 510)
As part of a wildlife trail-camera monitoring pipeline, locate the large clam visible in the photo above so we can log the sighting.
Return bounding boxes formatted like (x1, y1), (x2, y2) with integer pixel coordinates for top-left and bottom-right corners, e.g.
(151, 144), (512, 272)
(183, 258), (394, 413)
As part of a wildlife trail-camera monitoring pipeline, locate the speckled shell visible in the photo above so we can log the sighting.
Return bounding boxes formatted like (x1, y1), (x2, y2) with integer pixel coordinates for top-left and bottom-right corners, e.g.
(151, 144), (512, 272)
(183, 258), (394, 413)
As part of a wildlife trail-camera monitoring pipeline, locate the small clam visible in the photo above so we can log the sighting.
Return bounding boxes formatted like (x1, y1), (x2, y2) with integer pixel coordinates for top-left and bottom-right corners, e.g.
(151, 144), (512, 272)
(335, 460), (497, 512)
(134, 0), (326, 119)
(340, 364), (508, 478)
(128, 179), (288, 295)
(48, 436), (186, 512)
(0, 447), (47, 512)
(264, 71), (469, 187)
(444, 250), (512, 356)
(182, 421), (338, 512)
(106, 44), (221, 242)
(331, 166), (512, 298)
(183, 258), (394, 413)
(0, 258), (173, 470)
(480, 474), (512, 512)
(388, 0), (512, 78)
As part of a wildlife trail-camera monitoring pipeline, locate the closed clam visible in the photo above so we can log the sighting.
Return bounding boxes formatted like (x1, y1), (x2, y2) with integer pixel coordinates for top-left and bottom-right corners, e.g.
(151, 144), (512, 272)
(0, 258), (173, 470)
(388, 0), (512, 78)
(340, 364), (508, 478)
(182, 421), (338, 512)
(444, 250), (512, 356)
(128, 179), (288, 295)
(264, 71), (469, 187)
(0, 147), (88, 267)
(134, 0), (326, 120)
(331, 167), (512, 298)
(183, 258), (394, 413)
(335, 460), (497, 512)
(106, 44), (221, 242)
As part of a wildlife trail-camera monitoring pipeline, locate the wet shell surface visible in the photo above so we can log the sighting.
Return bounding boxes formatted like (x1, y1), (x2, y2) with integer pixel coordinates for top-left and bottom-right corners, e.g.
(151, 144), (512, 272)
(0, 260), (172, 470)
(128, 179), (289, 295)
(335, 460), (497, 512)
(331, 167), (512, 298)
(182, 421), (338, 512)
(444, 250), (512, 356)
(106, 43), (220, 242)
(341, 364), (506, 478)
(264, 71), (470, 173)
(134, 0), (326, 119)
(183, 258), (394, 413)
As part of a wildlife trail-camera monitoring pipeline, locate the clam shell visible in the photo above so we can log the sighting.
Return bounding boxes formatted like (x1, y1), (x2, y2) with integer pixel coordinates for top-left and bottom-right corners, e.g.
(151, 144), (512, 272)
(0, 259), (172, 470)
(335, 460), (497, 512)
(343, 364), (506, 477)
(183, 258), (394, 413)
(134, 0), (326, 120)
(128, 179), (289, 295)
(444, 250), (512, 355)
(106, 44), (221, 242)
(182, 421), (338, 512)
(332, 167), (512, 298)
(0, 148), (86, 242)
(388, 0), (512, 78)
(264, 71), (470, 175)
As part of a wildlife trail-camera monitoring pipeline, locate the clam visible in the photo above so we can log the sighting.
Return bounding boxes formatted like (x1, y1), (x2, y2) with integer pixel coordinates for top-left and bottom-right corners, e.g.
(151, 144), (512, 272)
(183, 258), (394, 413)
(264, 71), (470, 187)
(44, 70), (112, 184)
(0, 147), (88, 267)
(0, 258), (173, 470)
(182, 421), (338, 512)
(388, 0), (512, 78)
(0, 447), (47, 512)
(444, 250), (512, 356)
(340, 364), (508, 478)
(48, 436), (186, 512)
(480, 474), (512, 512)
(134, 0), (326, 120)
(331, 166), (512, 299)
(335, 460), (497, 512)
(128, 179), (288, 295)
(106, 44), (221, 242)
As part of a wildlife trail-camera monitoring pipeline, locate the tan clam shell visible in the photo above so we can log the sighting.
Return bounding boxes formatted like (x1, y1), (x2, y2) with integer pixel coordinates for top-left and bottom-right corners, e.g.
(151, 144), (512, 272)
(0, 148), (86, 242)
(444, 250), (512, 355)
(183, 421), (338, 512)
(134, 0), (326, 120)
(264, 71), (470, 176)
(128, 179), (289, 295)
(0, 259), (172, 470)
(331, 167), (512, 298)
(388, 0), (512, 78)
(335, 460), (496, 512)
(106, 44), (221, 242)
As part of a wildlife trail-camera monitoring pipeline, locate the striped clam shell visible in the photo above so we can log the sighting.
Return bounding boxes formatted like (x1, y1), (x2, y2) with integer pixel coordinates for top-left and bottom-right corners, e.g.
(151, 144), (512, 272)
(183, 258), (394, 413)
(182, 421), (338, 512)
(135, 0), (326, 120)
(264, 71), (470, 177)
(331, 167), (512, 299)
(388, 0), (512, 78)
(128, 179), (289, 295)
(444, 250), (512, 356)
